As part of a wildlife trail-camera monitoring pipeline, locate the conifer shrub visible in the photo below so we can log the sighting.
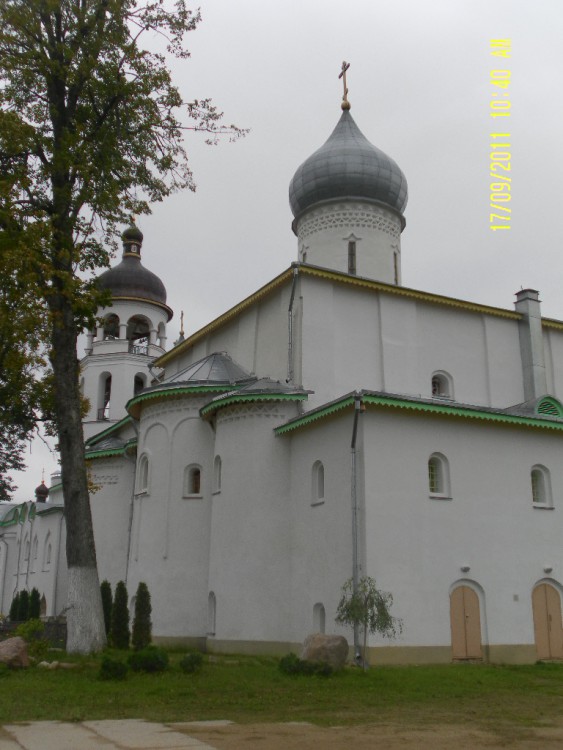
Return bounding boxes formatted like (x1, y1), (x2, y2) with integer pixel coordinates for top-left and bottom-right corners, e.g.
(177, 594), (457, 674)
(28, 588), (41, 620)
(179, 651), (203, 674)
(128, 645), (169, 673)
(110, 581), (130, 650)
(100, 580), (113, 636)
(9, 593), (20, 621)
(99, 656), (128, 681)
(17, 590), (29, 622)
(131, 582), (152, 650)
(279, 652), (333, 677)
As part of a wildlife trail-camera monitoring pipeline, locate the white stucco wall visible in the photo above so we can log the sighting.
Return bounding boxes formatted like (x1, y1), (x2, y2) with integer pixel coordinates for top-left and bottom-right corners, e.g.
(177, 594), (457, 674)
(207, 400), (297, 644)
(127, 395), (215, 638)
(361, 408), (563, 650)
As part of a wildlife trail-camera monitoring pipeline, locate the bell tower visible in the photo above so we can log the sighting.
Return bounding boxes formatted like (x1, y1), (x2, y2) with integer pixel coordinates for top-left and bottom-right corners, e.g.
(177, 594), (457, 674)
(81, 225), (173, 440)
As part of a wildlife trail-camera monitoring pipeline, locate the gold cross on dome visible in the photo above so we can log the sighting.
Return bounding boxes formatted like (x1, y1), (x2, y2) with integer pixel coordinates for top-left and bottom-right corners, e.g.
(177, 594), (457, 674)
(339, 61), (351, 109)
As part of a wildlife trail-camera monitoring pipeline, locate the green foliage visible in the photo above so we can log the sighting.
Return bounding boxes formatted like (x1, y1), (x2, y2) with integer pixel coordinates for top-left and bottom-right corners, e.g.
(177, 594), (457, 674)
(0, 663), (10, 679)
(28, 588), (41, 620)
(8, 593), (19, 621)
(179, 651), (203, 674)
(17, 590), (29, 622)
(100, 580), (112, 637)
(335, 576), (402, 669)
(98, 656), (128, 681)
(14, 618), (48, 660)
(131, 582), (152, 651)
(128, 646), (169, 673)
(279, 652), (333, 677)
(110, 581), (130, 650)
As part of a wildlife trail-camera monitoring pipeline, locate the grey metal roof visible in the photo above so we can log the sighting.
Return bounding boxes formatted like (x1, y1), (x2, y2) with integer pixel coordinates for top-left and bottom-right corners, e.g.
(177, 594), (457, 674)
(289, 110), (408, 220)
(160, 352), (254, 387)
(209, 377), (310, 402)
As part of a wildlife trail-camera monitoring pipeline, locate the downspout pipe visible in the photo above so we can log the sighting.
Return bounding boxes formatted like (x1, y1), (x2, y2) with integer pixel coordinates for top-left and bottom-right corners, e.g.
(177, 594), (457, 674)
(351, 392), (362, 659)
(286, 265), (299, 384)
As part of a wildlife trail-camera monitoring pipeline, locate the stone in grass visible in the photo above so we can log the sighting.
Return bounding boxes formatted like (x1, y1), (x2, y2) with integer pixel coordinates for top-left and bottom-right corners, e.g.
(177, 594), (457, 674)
(301, 634), (348, 671)
(0, 637), (29, 668)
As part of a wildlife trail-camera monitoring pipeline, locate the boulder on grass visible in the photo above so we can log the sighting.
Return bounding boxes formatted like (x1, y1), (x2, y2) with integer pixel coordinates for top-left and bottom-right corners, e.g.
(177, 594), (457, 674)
(301, 633), (348, 670)
(0, 637), (29, 668)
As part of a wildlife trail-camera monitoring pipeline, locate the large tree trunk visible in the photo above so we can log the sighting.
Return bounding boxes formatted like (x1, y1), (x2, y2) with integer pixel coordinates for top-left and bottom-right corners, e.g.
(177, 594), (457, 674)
(50, 292), (106, 653)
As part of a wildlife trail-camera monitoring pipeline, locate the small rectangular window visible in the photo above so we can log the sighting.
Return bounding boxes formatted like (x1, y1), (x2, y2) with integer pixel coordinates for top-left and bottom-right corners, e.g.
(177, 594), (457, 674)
(348, 241), (356, 275)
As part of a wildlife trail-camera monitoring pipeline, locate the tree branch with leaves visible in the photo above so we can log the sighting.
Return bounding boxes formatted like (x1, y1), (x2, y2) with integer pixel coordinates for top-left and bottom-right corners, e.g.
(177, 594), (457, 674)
(335, 576), (402, 670)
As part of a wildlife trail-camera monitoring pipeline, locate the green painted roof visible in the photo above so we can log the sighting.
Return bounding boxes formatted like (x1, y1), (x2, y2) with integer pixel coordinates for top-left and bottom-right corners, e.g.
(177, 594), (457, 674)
(275, 391), (563, 435)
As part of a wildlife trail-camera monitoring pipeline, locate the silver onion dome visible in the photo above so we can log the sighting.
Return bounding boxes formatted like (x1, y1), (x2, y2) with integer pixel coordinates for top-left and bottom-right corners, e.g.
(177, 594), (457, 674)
(289, 109), (408, 221)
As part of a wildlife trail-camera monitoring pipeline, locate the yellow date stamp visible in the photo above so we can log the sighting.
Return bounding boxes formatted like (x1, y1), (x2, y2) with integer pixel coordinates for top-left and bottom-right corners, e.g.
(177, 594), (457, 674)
(489, 39), (511, 231)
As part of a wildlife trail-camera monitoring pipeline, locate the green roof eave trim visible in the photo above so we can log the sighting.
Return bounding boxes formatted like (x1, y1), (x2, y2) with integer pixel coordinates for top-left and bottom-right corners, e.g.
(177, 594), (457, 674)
(49, 483), (62, 493)
(85, 447), (127, 460)
(200, 392), (308, 418)
(275, 396), (356, 434)
(361, 395), (563, 430)
(275, 393), (563, 435)
(36, 505), (64, 516)
(85, 416), (134, 447)
(0, 508), (20, 527)
(127, 385), (236, 415)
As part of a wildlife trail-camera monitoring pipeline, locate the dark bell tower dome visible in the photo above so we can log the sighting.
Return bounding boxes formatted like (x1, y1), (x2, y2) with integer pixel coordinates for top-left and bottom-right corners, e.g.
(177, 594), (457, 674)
(96, 224), (172, 319)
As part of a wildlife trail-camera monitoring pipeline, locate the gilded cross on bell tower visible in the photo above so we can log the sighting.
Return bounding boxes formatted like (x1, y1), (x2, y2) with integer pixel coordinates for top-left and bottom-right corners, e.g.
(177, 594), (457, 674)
(339, 61), (351, 110)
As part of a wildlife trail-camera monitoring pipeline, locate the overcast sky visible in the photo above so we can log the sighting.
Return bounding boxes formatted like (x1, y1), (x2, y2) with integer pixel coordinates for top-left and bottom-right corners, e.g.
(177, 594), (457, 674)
(10, 0), (563, 501)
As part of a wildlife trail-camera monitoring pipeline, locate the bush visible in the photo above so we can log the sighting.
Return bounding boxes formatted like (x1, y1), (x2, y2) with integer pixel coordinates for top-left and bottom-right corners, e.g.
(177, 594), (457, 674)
(17, 590), (29, 622)
(131, 582), (152, 651)
(29, 588), (41, 620)
(9, 593), (19, 621)
(99, 656), (128, 681)
(14, 619), (48, 660)
(179, 651), (203, 674)
(100, 580), (113, 637)
(279, 652), (333, 677)
(110, 581), (130, 650)
(128, 646), (169, 673)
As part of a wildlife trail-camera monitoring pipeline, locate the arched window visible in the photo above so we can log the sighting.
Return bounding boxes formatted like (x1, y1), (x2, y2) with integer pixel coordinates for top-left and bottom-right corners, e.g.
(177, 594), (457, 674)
(134, 373), (146, 396)
(137, 455), (149, 494)
(103, 313), (119, 339)
(313, 603), (326, 634)
(24, 534), (30, 561)
(531, 465), (552, 507)
(127, 315), (151, 355)
(428, 453), (451, 498)
(213, 455), (222, 493)
(312, 461), (325, 505)
(42, 532), (52, 570)
(31, 536), (38, 571)
(98, 372), (112, 420)
(431, 371), (453, 399)
(208, 592), (216, 635)
(183, 465), (202, 497)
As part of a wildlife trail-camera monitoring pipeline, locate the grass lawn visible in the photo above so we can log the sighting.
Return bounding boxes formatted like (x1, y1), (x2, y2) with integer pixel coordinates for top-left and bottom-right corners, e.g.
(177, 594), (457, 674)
(2, 651), (563, 735)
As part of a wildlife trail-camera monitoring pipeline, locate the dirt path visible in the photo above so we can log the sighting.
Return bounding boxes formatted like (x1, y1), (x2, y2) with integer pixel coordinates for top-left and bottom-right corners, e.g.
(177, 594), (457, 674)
(179, 721), (563, 749)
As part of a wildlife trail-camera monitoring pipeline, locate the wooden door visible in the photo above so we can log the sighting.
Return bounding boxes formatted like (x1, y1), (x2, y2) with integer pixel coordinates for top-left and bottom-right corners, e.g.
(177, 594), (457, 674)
(532, 584), (563, 660)
(450, 586), (482, 660)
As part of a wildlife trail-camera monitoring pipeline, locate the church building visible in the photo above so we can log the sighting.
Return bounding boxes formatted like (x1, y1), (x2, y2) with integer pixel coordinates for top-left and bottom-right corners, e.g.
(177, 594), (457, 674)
(2, 89), (563, 664)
